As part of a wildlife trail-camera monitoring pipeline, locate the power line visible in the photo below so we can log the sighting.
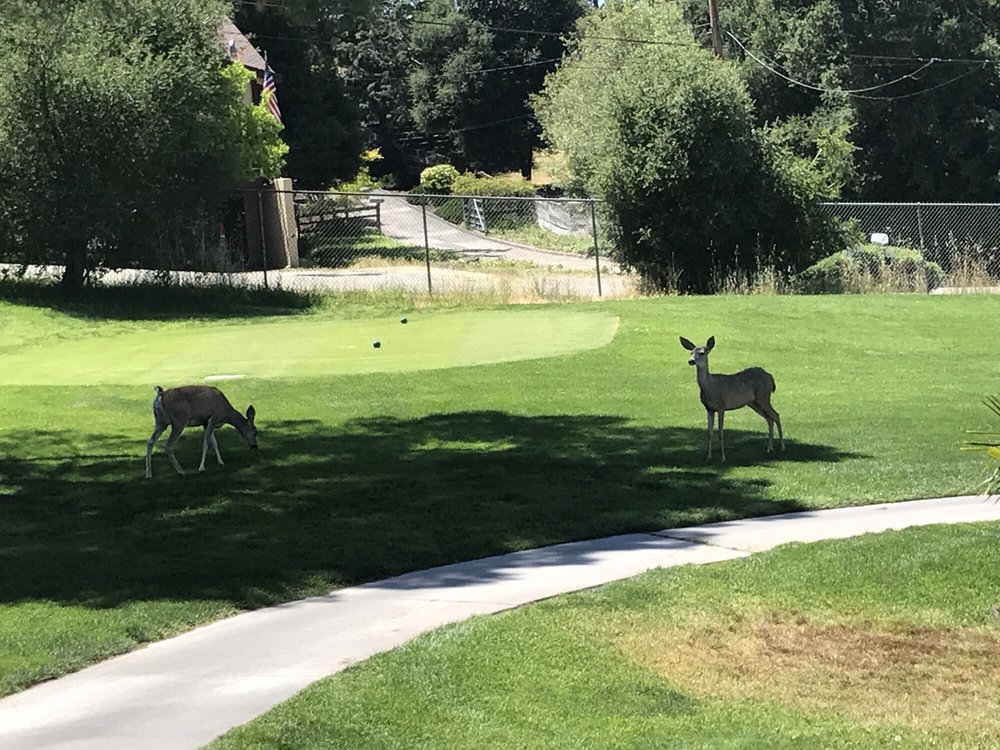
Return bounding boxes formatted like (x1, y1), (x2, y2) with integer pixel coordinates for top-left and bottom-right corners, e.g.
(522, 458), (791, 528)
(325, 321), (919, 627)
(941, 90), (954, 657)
(410, 17), (700, 49)
(726, 30), (990, 101)
(845, 52), (993, 65)
(466, 58), (560, 75)
(727, 32), (939, 94)
(233, 4), (993, 69)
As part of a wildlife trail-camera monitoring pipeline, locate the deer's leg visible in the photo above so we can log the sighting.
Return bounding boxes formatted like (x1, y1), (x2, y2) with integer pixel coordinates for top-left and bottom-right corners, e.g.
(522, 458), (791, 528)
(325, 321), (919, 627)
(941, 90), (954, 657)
(706, 411), (715, 460)
(145, 423), (167, 479)
(773, 408), (784, 451)
(199, 419), (215, 472)
(762, 401), (784, 451)
(718, 410), (726, 463)
(747, 403), (774, 452)
(209, 431), (224, 466)
(164, 423), (187, 475)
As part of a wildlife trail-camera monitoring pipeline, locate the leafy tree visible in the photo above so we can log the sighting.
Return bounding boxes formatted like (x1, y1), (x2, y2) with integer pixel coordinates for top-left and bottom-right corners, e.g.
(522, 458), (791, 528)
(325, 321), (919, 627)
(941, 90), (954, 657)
(233, 3), (366, 188)
(535, 0), (848, 292)
(409, 0), (589, 178)
(0, 0), (287, 287)
(341, 0), (427, 186)
(681, 0), (1000, 200)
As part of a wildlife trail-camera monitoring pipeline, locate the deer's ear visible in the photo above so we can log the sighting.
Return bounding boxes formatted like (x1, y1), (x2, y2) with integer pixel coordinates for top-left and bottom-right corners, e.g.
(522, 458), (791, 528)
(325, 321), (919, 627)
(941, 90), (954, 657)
(705, 336), (715, 352)
(246, 405), (256, 423)
(679, 336), (696, 351)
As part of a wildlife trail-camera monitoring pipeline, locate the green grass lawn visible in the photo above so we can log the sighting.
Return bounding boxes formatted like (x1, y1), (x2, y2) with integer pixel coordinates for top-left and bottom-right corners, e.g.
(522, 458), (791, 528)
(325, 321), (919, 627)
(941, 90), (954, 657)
(209, 522), (1000, 749)
(1, 286), (998, 697)
(488, 223), (596, 255)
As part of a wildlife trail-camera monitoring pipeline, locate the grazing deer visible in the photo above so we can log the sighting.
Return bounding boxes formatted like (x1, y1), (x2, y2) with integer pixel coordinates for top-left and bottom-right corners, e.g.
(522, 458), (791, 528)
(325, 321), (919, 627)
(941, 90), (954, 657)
(145, 385), (257, 478)
(679, 336), (784, 462)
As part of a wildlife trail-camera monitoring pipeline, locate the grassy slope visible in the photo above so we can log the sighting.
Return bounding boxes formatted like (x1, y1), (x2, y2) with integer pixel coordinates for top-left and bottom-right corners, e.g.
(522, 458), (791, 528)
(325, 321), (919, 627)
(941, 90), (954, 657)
(211, 522), (1000, 749)
(1, 292), (998, 696)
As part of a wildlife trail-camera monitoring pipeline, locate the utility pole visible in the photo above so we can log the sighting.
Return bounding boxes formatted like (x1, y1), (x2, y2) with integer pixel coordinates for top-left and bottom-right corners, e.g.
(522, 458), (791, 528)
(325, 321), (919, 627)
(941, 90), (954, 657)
(708, 0), (724, 59)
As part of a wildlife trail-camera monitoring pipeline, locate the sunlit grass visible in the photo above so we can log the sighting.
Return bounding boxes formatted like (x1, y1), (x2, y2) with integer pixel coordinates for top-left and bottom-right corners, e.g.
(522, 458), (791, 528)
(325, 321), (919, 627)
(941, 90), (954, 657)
(0, 290), (998, 697)
(211, 522), (1000, 749)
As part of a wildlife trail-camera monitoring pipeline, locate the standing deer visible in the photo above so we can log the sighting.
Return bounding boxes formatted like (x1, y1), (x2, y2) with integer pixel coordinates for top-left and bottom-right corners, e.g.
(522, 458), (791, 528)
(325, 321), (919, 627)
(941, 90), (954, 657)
(145, 385), (257, 478)
(679, 336), (784, 462)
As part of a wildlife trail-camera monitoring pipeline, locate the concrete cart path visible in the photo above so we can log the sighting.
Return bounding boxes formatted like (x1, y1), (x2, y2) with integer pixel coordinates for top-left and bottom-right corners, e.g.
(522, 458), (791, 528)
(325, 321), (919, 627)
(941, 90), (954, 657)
(2, 495), (999, 749)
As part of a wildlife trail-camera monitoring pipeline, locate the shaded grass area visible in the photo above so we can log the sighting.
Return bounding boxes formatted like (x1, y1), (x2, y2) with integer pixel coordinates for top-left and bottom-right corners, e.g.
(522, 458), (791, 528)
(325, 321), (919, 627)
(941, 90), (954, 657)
(1, 292), (999, 697)
(210, 522), (1000, 749)
(0, 412), (850, 695)
(0, 277), (321, 320)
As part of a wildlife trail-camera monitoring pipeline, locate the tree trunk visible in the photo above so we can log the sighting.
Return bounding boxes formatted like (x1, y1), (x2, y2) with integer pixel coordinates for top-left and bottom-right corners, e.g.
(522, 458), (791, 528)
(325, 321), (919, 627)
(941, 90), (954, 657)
(61, 243), (87, 289)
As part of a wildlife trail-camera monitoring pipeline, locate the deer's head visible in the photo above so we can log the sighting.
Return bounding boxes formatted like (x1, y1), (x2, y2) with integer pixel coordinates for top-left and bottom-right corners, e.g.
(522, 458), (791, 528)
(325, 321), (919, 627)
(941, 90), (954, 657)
(241, 405), (258, 449)
(679, 336), (715, 367)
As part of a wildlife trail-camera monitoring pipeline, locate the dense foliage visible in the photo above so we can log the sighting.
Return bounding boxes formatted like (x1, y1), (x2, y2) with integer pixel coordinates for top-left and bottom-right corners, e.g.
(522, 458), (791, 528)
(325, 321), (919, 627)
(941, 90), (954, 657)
(536, 1), (850, 292)
(0, 0), (286, 286)
(795, 244), (944, 293)
(234, 2), (366, 189)
(681, 0), (1000, 201)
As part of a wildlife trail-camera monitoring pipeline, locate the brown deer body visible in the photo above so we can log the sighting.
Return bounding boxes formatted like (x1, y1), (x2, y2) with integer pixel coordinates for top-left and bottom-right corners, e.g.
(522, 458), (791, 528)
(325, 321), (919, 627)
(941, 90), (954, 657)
(145, 385), (257, 478)
(679, 336), (783, 462)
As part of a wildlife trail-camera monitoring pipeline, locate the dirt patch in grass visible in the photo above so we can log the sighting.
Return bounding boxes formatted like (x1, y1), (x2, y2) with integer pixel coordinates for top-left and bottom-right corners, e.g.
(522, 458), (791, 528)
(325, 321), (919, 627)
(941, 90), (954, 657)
(623, 612), (1000, 734)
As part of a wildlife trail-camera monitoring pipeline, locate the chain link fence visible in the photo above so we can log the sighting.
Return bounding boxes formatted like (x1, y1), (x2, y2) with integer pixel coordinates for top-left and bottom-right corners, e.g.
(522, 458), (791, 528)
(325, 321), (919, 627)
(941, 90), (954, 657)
(822, 202), (1000, 286)
(4, 193), (999, 296)
(277, 190), (633, 300)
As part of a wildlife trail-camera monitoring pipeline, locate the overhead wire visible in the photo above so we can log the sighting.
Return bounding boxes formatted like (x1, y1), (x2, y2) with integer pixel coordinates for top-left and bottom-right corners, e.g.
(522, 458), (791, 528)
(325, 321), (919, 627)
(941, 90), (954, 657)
(725, 30), (990, 101)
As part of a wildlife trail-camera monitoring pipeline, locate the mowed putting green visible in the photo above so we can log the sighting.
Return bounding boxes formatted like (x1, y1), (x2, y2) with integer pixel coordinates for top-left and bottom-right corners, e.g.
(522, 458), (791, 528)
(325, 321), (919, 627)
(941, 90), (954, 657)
(0, 308), (619, 385)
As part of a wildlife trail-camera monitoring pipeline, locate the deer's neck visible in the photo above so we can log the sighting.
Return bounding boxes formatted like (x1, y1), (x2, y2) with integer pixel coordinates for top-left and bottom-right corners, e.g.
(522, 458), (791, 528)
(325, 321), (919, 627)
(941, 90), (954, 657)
(695, 362), (713, 392)
(223, 405), (247, 432)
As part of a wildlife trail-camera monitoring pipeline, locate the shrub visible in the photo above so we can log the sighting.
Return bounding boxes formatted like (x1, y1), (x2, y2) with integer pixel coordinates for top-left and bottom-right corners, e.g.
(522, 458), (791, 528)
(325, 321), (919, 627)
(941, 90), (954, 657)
(534, 0), (852, 293)
(451, 173), (536, 198)
(419, 164), (460, 193)
(795, 244), (944, 293)
(447, 174), (536, 231)
(434, 198), (466, 225)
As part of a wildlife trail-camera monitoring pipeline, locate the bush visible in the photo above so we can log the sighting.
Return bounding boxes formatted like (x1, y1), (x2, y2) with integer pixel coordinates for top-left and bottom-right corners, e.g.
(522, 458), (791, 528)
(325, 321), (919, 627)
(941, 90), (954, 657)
(449, 174), (536, 231)
(795, 244), (944, 293)
(534, 1), (852, 293)
(419, 164), (460, 193)
(451, 173), (536, 198)
(434, 198), (466, 224)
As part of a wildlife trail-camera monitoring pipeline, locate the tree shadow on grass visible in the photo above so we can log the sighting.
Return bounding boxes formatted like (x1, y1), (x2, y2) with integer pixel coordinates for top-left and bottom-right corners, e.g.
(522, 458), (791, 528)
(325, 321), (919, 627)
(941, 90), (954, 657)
(0, 412), (865, 610)
(0, 278), (320, 320)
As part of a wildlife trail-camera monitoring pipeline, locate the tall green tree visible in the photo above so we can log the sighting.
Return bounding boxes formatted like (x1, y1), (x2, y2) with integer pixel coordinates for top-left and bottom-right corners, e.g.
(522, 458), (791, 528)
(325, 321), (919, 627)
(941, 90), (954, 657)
(681, 0), (1000, 200)
(0, 0), (286, 286)
(233, 1), (370, 188)
(342, 0), (427, 186)
(409, 0), (589, 178)
(535, 0), (848, 292)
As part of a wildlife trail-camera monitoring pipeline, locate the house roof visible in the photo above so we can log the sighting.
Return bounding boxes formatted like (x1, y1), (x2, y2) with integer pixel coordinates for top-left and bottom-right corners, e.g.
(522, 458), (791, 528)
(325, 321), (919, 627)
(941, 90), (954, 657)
(219, 18), (267, 72)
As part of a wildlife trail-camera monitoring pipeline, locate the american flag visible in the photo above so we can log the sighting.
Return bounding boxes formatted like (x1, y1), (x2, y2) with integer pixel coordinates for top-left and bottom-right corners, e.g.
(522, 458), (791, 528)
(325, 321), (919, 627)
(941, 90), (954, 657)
(263, 66), (282, 122)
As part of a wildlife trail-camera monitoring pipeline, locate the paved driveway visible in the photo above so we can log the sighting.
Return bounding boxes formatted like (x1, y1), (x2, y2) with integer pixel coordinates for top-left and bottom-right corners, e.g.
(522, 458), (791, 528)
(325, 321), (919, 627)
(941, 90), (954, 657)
(373, 191), (617, 273)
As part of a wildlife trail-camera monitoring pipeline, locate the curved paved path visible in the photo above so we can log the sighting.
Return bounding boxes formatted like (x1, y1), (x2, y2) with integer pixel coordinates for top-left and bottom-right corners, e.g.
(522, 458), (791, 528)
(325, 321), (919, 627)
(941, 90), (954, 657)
(373, 191), (616, 273)
(2, 495), (999, 749)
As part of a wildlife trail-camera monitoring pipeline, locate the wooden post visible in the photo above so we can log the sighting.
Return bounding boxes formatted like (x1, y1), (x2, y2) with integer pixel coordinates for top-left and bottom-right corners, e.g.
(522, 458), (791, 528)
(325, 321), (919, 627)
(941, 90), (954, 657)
(257, 189), (269, 289)
(422, 203), (433, 295)
(708, 0), (724, 59)
(590, 201), (603, 298)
